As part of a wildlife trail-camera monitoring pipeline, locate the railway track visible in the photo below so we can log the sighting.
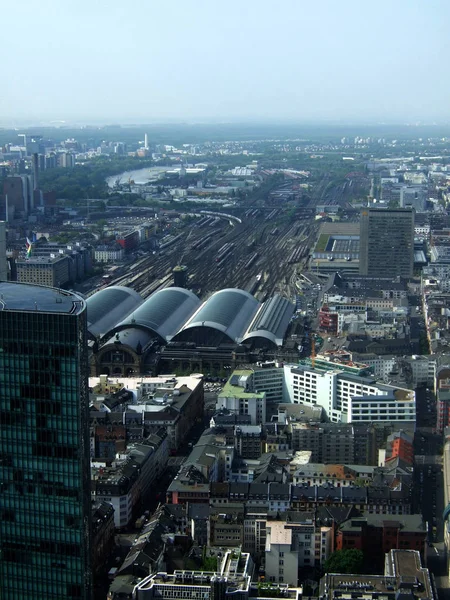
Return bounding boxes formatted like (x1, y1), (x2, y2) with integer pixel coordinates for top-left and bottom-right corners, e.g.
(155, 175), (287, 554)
(103, 177), (326, 303)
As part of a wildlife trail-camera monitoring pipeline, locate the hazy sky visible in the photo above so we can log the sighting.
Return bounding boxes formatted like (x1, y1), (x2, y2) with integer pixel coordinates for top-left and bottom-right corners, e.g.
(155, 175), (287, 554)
(2, 0), (450, 124)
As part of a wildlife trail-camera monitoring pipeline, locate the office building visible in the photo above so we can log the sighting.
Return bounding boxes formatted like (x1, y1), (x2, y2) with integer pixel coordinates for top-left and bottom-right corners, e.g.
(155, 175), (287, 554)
(320, 549), (435, 600)
(0, 221), (7, 280)
(400, 185), (427, 212)
(284, 359), (416, 423)
(0, 282), (92, 600)
(336, 513), (427, 568)
(134, 551), (255, 600)
(16, 254), (71, 287)
(359, 208), (414, 278)
(2, 175), (33, 216)
(31, 152), (39, 190)
(58, 152), (75, 168)
(217, 373), (267, 424)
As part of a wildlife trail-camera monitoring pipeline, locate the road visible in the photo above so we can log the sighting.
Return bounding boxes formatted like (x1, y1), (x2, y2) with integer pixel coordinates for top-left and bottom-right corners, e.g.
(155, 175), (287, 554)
(414, 385), (449, 598)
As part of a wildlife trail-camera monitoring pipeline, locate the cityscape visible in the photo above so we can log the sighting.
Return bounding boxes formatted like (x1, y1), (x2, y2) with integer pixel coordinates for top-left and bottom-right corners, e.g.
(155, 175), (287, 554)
(2, 2), (450, 600)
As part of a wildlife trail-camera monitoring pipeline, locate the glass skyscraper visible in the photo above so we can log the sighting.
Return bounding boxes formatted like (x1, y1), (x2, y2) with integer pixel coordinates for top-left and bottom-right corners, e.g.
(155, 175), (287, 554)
(0, 283), (92, 600)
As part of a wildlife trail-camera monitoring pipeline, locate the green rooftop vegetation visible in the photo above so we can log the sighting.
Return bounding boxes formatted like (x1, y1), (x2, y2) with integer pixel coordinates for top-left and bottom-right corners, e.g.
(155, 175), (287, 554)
(315, 233), (330, 252)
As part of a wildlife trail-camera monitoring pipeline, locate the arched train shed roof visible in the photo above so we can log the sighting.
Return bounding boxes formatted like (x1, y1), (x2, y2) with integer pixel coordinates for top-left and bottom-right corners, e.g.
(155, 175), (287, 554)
(242, 294), (295, 346)
(101, 328), (156, 353)
(114, 287), (201, 342)
(86, 286), (143, 338)
(174, 288), (260, 344)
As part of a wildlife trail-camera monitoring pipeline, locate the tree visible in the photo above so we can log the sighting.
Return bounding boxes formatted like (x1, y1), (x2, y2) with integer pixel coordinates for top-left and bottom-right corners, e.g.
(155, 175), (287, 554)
(324, 549), (364, 574)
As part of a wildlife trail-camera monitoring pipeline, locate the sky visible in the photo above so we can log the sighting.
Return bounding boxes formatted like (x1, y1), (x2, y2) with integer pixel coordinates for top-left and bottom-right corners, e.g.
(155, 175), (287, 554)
(2, 0), (450, 124)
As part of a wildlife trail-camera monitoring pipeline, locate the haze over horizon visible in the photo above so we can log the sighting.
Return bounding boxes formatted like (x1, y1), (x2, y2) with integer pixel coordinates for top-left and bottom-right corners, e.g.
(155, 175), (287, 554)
(2, 0), (450, 125)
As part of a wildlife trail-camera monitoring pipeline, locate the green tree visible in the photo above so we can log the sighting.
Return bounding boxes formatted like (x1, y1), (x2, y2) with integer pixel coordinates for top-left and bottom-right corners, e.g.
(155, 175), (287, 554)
(324, 549), (364, 574)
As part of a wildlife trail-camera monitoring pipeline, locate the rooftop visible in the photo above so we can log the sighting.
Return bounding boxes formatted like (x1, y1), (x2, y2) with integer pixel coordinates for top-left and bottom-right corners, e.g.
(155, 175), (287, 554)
(267, 521), (292, 546)
(220, 370), (266, 400)
(321, 549), (434, 600)
(339, 512), (426, 533)
(0, 282), (85, 315)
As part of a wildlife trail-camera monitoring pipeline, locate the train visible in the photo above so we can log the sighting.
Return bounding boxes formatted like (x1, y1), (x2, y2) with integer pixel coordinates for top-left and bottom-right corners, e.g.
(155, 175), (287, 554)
(216, 242), (235, 265)
(287, 244), (309, 264)
(244, 252), (259, 269)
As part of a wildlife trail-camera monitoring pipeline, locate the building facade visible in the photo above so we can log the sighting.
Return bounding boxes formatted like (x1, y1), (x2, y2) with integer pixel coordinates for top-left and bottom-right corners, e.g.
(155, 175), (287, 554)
(283, 360), (416, 423)
(0, 221), (7, 281)
(359, 208), (414, 278)
(16, 255), (71, 287)
(0, 282), (92, 600)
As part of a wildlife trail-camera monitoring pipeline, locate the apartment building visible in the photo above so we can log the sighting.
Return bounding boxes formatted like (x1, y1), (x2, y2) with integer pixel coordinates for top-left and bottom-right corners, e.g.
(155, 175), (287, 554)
(336, 513), (427, 568)
(265, 516), (333, 585)
(93, 434), (168, 528)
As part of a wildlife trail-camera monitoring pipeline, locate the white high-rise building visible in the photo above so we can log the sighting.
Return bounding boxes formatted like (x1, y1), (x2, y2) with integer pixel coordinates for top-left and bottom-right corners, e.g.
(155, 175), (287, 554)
(283, 359), (416, 423)
(0, 221), (7, 281)
(144, 133), (149, 150)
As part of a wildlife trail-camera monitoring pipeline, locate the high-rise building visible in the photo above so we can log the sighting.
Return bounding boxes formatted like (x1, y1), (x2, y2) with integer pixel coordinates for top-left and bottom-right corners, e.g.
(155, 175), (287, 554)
(0, 221), (7, 281)
(31, 152), (39, 190)
(2, 175), (33, 216)
(359, 207), (414, 278)
(0, 282), (92, 600)
(58, 152), (75, 168)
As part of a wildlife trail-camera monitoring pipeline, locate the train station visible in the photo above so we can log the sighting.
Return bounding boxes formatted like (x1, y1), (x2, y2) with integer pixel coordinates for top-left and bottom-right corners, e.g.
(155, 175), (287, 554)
(87, 285), (296, 376)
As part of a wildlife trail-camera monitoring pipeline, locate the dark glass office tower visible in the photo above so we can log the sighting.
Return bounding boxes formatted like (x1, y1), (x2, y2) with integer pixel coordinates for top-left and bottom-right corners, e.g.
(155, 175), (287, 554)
(0, 283), (92, 600)
(359, 207), (414, 278)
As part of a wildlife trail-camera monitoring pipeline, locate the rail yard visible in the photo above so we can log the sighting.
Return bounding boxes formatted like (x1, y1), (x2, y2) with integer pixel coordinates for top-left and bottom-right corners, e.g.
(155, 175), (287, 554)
(108, 206), (319, 303)
(102, 173), (348, 302)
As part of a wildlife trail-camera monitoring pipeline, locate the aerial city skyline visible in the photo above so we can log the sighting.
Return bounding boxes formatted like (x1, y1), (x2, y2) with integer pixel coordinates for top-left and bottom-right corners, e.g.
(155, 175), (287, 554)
(2, 2), (450, 600)
(1, 116), (450, 600)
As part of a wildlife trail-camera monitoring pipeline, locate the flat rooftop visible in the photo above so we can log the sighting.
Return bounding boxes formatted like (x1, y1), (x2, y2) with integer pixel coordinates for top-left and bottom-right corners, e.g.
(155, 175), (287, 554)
(0, 282), (85, 315)
(267, 521), (292, 545)
(322, 550), (434, 600)
(220, 370), (265, 400)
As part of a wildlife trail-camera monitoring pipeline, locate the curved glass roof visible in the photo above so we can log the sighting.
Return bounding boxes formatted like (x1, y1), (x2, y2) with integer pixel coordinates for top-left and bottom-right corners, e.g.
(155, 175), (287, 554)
(101, 327), (156, 353)
(115, 287), (201, 341)
(243, 294), (295, 346)
(86, 286), (143, 337)
(177, 288), (260, 343)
